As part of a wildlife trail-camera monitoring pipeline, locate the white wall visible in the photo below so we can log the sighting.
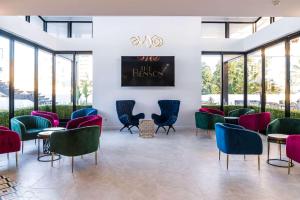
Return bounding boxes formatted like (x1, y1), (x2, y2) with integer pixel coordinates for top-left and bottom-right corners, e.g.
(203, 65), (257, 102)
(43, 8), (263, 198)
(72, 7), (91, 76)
(92, 17), (202, 128)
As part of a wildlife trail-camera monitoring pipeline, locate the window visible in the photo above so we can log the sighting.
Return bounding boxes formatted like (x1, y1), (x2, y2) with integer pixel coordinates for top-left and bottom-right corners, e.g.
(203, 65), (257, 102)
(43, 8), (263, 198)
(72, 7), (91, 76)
(201, 23), (225, 38)
(56, 54), (73, 119)
(72, 23), (92, 38)
(256, 17), (270, 31)
(247, 50), (262, 111)
(47, 23), (68, 38)
(224, 55), (244, 108)
(38, 50), (52, 111)
(30, 16), (44, 31)
(290, 37), (300, 118)
(265, 42), (286, 119)
(76, 54), (93, 106)
(0, 36), (10, 126)
(201, 55), (222, 106)
(229, 23), (253, 39)
(14, 42), (35, 116)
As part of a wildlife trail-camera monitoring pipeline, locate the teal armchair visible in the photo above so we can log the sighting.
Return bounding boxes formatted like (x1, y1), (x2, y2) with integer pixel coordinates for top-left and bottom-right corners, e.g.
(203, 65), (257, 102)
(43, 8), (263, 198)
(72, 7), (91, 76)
(49, 126), (100, 172)
(267, 118), (300, 135)
(228, 108), (255, 117)
(11, 115), (51, 153)
(195, 111), (225, 135)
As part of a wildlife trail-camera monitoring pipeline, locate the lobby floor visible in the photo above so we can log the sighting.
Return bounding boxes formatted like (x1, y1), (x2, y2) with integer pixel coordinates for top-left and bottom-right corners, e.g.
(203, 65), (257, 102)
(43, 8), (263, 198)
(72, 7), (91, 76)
(0, 129), (300, 200)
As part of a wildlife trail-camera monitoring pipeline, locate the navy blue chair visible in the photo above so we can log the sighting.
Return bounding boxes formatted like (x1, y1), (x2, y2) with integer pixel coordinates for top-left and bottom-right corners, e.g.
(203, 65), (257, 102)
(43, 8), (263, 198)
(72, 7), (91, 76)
(116, 100), (145, 134)
(215, 123), (263, 170)
(71, 108), (98, 120)
(152, 100), (180, 135)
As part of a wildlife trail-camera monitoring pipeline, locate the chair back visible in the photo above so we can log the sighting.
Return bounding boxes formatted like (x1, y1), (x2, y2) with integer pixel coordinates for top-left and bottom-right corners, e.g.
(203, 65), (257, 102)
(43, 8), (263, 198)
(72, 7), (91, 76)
(267, 118), (300, 135)
(228, 108), (255, 117)
(239, 112), (271, 132)
(67, 115), (102, 133)
(199, 108), (224, 116)
(71, 108), (97, 119)
(116, 100), (135, 117)
(195, 111), (225, 130)
(11, 115), (51, 129)
(158, 100), (180, 118)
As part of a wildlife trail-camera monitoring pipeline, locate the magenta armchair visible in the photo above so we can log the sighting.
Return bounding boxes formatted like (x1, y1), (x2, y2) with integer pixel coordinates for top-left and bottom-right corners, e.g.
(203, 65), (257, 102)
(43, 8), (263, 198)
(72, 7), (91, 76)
(199, 108), (225, 116)
(0, 126), (21, 167)
(286, 135), (300, 174)
(66, 115), (103, 134)
(239, 112), (271, 133)
(31, 110), (59, 127)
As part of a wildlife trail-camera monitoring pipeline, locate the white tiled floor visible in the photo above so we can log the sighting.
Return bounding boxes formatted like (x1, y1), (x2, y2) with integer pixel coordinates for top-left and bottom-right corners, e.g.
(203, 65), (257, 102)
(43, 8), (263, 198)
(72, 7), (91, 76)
(0, 129), (300, 200)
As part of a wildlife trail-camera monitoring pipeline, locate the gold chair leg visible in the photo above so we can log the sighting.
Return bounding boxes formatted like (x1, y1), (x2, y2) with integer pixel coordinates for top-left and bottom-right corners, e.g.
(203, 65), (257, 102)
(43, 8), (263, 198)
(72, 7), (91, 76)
(258, 155), (260, 171)
(196, 128), (198, 136)
(81, 155), (83, 159)
(226, 154), (229, 170)
(22, 141), (24, 154)
(35, 139), (36, 145)
(219, 150), (221, 161)
(279, 144), (282, 160)
(95, 151), (98, 165)
(72, 157), (74, 173)
(267, 142), (270, 160)
(7, 153), (9, 160)
(244, 155), (246, 161)
(15, 152), (18, 167)
(288, 159), (291, 175)
(51, 152), (54, 167)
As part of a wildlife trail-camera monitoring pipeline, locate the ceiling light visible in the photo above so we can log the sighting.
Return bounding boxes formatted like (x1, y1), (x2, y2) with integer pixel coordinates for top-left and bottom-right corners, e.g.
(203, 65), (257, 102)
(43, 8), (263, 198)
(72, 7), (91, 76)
(272, 0), (280, 6)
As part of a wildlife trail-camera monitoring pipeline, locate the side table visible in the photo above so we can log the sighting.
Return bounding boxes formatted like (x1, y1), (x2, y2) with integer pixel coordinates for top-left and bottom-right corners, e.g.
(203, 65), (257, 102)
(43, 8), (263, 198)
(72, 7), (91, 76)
(139, 119), (155, 138)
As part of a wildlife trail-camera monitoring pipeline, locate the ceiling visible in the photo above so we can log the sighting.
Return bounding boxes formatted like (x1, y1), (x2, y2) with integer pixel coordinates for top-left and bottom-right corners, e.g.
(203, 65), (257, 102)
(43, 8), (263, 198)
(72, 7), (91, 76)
(0, 0), (299, 16)
(42, 16), (93, 21)
(201, 17), (260, 22)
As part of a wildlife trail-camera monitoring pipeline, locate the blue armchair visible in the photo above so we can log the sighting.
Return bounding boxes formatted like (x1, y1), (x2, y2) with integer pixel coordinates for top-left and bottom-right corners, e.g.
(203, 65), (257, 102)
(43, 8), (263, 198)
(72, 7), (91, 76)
(116, 100), (145, 134)
(215, 123), (263, 170)
(71, 108), (97, 120)
(152, 100), (180, 135)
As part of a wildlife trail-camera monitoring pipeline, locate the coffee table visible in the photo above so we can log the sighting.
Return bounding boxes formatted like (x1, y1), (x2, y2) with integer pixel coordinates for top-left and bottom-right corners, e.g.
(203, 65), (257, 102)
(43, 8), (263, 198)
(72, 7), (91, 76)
(224, 116), (239, 125)
(37, 127), (65, 162)
(267, 133), (294, 168)
(139, 119), (155, 138)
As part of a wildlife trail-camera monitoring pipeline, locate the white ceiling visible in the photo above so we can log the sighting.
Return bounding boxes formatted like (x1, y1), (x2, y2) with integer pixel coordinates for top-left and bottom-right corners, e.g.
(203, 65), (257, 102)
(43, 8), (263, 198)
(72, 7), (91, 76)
(42, 16), (93, 21)
(202, 17), (260, 22)
(0, 0), (299, 16)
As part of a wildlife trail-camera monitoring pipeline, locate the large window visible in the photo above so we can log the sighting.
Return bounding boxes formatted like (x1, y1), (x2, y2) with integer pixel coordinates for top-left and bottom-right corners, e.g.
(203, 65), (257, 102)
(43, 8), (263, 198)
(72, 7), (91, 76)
(72, 23), (93, 38)
(224, 55), (244, 107)
(0, 36), (10, 126)
(201, 23), (225, 39)
(76, 54), (93, 106)
(265, 42), (286, 119)
(256, 17), (270, 31)
(56, 54), (73, 119)
(290, 37), (300, 118)
(38, 50), (52, 111)
(47, 23), (68, 38)
(229, 23), (253, 39)
(30, 16), (44, 31)
(14, 42), (35, 116)
(201, 55), (222, 106)
(247, 50), (262, 111)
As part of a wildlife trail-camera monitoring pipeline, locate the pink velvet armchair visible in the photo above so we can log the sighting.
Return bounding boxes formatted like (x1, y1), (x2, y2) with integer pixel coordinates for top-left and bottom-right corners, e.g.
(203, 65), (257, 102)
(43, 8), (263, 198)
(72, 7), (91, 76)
(31, 110), (59, 127)
(0, 126), (21, 167)
(199, 108), (225, 116)
(66, 115), (103, 134)
(286, 135), (300, 174)
(238, 112), (271, 133)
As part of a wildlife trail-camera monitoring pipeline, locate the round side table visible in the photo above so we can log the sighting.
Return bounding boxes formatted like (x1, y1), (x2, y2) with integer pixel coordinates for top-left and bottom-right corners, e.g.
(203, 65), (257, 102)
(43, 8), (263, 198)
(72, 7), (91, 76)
(267, 133), (294, 168)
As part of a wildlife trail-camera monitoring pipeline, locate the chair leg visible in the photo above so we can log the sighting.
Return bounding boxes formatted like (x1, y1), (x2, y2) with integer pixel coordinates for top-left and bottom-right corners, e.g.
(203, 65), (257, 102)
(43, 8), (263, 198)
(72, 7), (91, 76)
(128, 126), (133, 134)
(170, 126), (176, 132)
(267, 141), (270, 161)
(22, 141), (24, 154)
(219, 150), (221, 161)
(95, 151), (98, 165)
(81, 155), (83, 159)
(72, 157), (74, 173)
(258, 155), (260, 171)
(244, 155), (246, 161)
(166, 126), (171, 135)
(162, 126), (167, 132)
(288, 159), (291, 175)
(51, 152), (54, 167)
(226, 155), (229, 170)
(196, 128), (198, 136)
(15, 152), (18, 167)
(7, 153), (9, 160)
(279, 144), (282, 160)
(35, 139), (36, 145)
(155, 126), (160, 134)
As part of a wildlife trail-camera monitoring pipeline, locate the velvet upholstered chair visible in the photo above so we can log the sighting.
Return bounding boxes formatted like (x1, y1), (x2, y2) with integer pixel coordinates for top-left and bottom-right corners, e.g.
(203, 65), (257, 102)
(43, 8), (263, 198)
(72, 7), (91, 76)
(195, 111), (225, 135)
(199, 108), (225, 116)
(31, 110), (60, 127)
(286, 135), (300, 174)
(49, 126), (100, 173)
(215, 123), (263, 170)
(0, 126), (21, 167)
(11, 115), (51, 153)
(266, 118), (300, 135)
(239, 112), (271, 133)
(228, 108), (255, 117)
(71, 108), (98, 120)
(66, 115), (102, 133)
(116, 100), (145, 134)
(152, 100), (180, 134)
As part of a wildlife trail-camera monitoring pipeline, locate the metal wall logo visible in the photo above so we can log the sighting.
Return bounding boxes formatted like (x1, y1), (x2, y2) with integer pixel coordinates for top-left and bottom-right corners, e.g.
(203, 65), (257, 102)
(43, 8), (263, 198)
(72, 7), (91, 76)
(130, 35), (164, 48)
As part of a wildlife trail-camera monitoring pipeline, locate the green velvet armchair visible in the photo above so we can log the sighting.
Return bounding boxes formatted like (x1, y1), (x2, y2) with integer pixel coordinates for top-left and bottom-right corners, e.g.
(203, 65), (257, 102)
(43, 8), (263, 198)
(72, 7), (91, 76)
(11, 115), (52, 153)
(228, 108), (255, 117)
(195, 111), (225, 135)
(49, 126), (100, 173)
(266, 118), (300, 135)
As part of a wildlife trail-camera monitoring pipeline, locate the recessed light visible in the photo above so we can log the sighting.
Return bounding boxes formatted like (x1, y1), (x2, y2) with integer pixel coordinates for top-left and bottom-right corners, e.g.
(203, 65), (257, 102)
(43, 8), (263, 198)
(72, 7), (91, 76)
(272, 0), (280, 6)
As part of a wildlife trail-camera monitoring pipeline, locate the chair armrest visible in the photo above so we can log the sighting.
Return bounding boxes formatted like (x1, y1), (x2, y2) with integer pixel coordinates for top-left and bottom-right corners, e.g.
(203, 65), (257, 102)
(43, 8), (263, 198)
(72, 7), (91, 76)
(266, 119), (279, 135)
(119, 114), (130, 124)
(151, 113), (162, 121)
(132, 113), (145, 120)
(0, 126), (10, 131)
(10, 119), (26, 138)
